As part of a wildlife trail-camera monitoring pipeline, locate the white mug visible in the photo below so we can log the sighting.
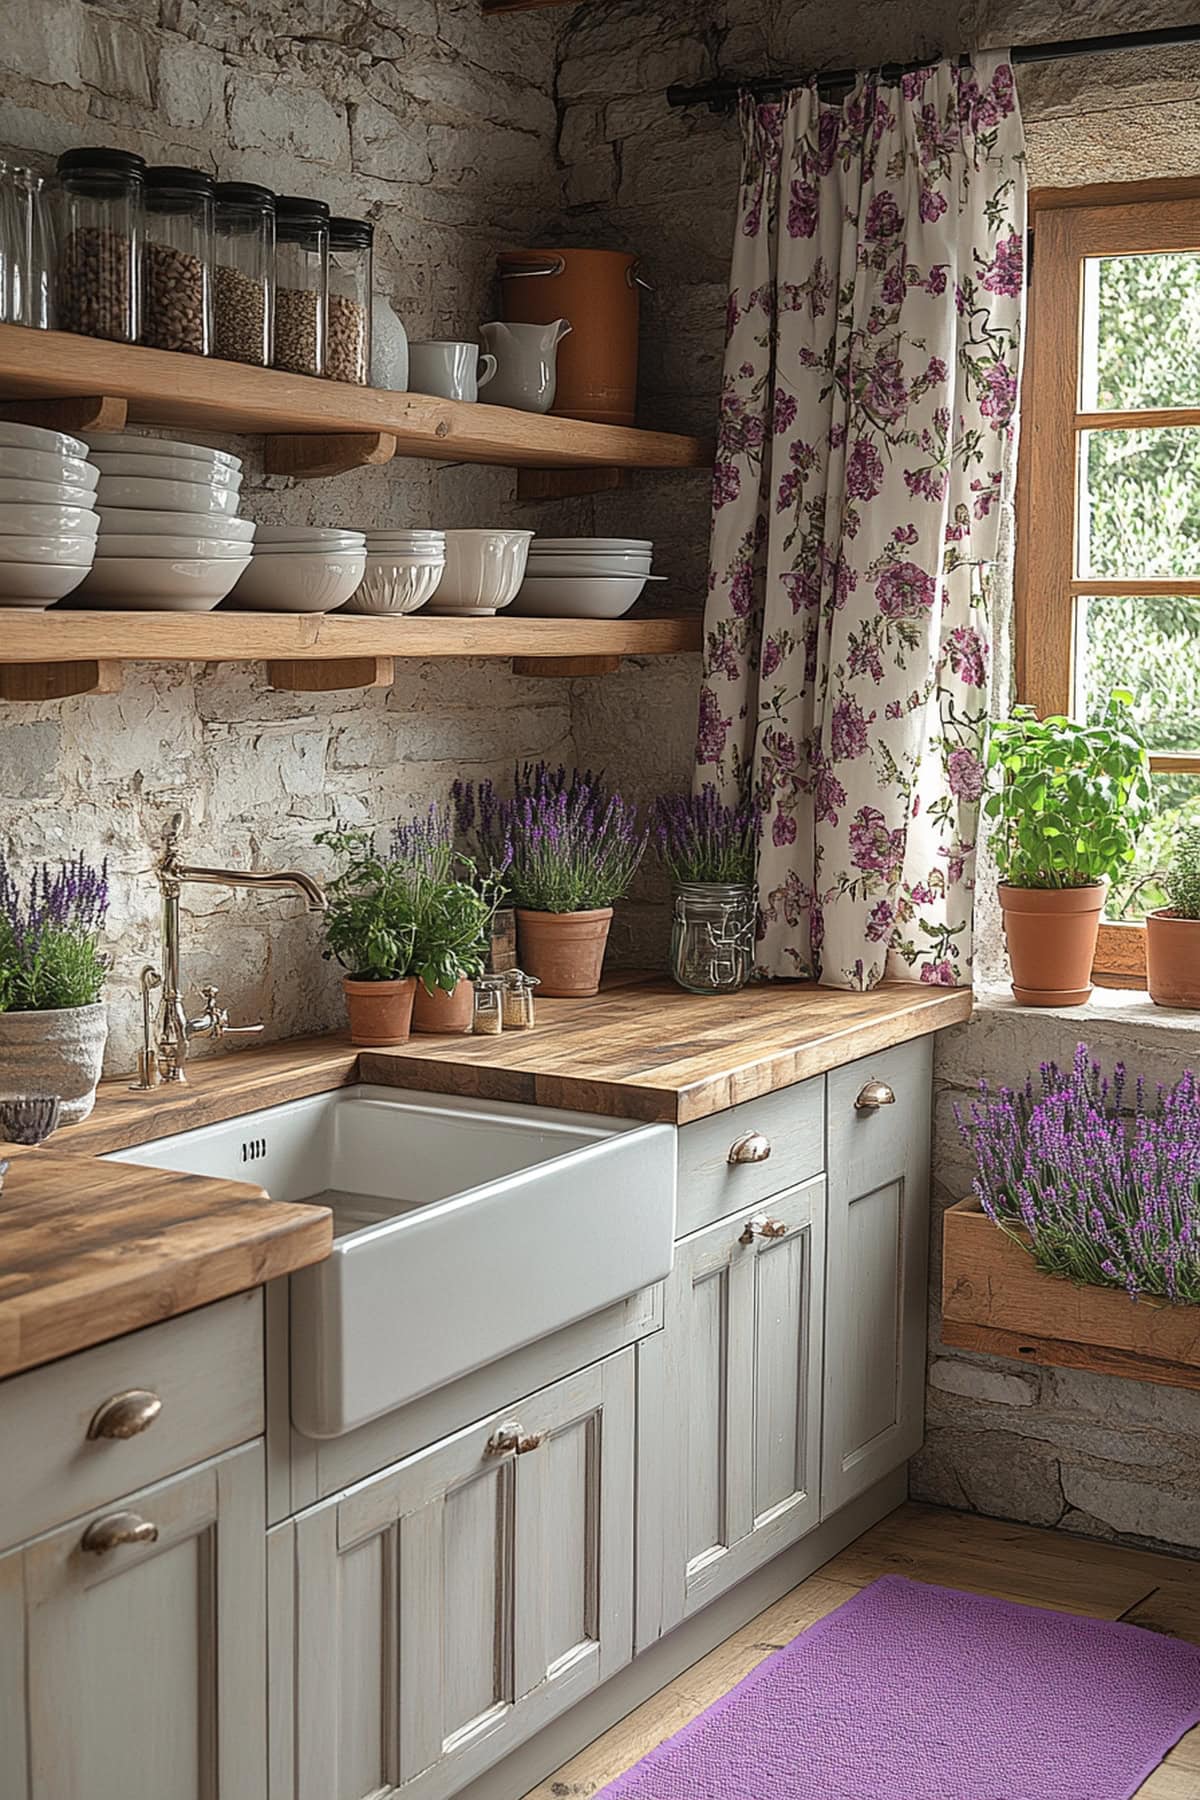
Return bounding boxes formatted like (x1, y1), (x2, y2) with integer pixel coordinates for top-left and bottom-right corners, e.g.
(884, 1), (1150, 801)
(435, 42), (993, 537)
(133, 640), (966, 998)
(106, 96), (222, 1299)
(408, 340), (497, 404)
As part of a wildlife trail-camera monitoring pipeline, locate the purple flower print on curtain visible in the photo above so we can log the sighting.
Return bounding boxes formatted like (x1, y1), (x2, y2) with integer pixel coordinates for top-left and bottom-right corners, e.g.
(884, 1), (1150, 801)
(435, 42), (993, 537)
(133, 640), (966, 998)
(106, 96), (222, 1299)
(696, 54), (1026, 989)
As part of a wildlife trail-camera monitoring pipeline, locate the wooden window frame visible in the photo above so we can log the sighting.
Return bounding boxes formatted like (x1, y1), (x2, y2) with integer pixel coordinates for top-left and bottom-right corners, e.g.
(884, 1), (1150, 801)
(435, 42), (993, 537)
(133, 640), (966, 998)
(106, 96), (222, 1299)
(1016, 178), (1200, 987)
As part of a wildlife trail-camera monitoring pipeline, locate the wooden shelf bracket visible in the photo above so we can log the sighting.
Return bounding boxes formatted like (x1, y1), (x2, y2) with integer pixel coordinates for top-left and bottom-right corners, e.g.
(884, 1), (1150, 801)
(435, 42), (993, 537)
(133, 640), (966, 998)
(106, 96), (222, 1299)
(0, 660), (123, 701)
(0, 395), (127, 435)
(266, 656), (395, 693)
(516, 468), (626, 503)
(264, 431), (398, 479)
(512, 655), (622, 678)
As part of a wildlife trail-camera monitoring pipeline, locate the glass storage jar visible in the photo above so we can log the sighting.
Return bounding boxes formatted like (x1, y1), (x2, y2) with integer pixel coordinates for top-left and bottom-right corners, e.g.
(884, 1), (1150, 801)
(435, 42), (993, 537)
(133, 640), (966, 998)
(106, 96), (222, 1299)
(213, 181), (274, 366)
(273, 195), (328, 376)
(3, 166), (54, 329)
(669, 881), (755, 994)
(55, 146), (145, 343)
(141, 165), (214, 355)
(326, 215), (373, 384)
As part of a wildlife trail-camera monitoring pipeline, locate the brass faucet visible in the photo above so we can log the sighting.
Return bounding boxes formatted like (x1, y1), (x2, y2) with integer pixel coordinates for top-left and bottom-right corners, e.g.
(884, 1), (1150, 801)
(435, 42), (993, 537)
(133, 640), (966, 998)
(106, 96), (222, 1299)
(131, 814), (327, 1090)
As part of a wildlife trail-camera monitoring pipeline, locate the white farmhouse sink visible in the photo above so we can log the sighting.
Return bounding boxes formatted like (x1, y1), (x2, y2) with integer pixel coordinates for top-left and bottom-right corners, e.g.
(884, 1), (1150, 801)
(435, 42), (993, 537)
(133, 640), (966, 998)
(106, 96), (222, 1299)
(107, 1085), (675, 1438)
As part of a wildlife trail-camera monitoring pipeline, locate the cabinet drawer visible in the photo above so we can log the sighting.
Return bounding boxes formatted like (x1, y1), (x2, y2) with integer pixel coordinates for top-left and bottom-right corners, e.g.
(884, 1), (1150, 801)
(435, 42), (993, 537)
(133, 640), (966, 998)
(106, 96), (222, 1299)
(0, 1290), (263, 1551)
(676, 1076), (824, 1236)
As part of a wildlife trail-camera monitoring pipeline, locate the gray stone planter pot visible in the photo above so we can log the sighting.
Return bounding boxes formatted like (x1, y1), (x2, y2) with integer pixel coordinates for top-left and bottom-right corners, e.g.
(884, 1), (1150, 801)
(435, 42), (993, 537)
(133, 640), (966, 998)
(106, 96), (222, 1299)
(0, 1002), (108, 1128)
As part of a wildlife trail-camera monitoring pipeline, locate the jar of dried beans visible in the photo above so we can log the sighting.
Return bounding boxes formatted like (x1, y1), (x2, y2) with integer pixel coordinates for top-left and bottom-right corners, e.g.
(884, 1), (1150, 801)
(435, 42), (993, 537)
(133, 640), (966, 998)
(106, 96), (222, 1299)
(213, 181), (275, 367)
(273, 195), (328, 377)
(327, 215), (373, 384)
(55, 147), (145, 343)
(141, 165), (214, 355)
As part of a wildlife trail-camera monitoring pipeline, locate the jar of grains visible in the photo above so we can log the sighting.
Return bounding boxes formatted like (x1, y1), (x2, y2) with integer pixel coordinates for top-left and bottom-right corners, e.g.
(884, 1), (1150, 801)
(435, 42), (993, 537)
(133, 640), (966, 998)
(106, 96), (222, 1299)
(213, 181), (275, 366)
(273, 195), (329, 376)
(327, 216), (373, 383)
(141, 166), (214, 355)
(55, 147), (145, 343)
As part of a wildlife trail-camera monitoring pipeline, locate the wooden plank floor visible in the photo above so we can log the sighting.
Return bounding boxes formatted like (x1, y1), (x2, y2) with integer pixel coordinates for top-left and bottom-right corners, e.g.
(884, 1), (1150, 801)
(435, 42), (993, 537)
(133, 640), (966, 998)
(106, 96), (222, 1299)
(524, 1502), (1200, 1799)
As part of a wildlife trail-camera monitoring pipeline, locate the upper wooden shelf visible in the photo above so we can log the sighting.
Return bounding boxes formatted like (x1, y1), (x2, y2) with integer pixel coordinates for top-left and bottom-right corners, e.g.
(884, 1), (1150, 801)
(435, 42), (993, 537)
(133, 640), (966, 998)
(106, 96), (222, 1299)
(0, 326), (709, 474)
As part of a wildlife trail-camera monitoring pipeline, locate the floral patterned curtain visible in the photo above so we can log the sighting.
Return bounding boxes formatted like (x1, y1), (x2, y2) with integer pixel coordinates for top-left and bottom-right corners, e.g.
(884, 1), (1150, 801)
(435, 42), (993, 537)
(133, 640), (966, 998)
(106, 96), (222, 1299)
(697, 54), (1026, 989)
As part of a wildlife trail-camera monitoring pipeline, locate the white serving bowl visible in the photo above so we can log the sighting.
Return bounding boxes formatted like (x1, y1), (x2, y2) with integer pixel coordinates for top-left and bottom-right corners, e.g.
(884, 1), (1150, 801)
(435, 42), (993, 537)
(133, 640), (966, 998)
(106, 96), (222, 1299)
(0, 476), (98, 509)
(89, 451), (242, 488)
(96, 533), (253, 560)
(427, 529), (534, 617)
(511, 572), (665, 619)
(0, 533), (98, 564)
(0, 448), (99, 491)
(252, 524), (365, 545)
(531, 536), (653, 552)
(0, 423), (88, 458)
(95, 474), (242, 515)
(0, 501), (98, 537)
(226, 550), (367, 614)
(249, 541), (364, 555)
(365, 534), (446, 547)
(0, 562), (92, 607)
(95, 507), (256, 542)
(85, 433), (241, 470)
(77, 554), (252, 610)
(342, 555), (446, 616)
(527, 550), (654, 577)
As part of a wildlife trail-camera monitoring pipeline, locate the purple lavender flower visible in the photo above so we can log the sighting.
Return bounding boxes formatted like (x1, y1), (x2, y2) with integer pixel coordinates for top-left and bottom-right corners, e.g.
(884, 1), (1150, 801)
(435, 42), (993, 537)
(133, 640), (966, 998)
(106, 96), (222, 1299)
(453, 764), (645, 914)
(0, 850), (110, 1012)
(653, 786), (756, 886)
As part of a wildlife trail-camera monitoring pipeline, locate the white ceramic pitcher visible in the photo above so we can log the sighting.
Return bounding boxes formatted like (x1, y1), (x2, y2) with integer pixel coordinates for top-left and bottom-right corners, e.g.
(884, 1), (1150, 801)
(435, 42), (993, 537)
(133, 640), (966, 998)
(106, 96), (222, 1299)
(478, 319), (572, 413)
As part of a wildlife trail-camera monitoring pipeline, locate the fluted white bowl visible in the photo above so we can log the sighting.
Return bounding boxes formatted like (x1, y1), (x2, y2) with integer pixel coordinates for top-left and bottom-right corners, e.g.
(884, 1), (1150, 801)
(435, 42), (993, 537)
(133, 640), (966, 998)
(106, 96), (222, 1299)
(95, 474), (241, 515)
(426, 529), (533, 618)
(226, 550), (367, 613)
(342, 555), (446, 616)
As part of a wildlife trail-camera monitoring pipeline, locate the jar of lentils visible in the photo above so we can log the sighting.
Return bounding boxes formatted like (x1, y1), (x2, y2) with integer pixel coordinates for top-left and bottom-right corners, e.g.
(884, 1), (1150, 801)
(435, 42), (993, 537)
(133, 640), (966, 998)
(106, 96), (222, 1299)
(55, 147), (145, 343)
(141, 165), (214, 355)
(327, 216), (373, 384)
(273, 195), (328, 376)
(213, 182), (274, 366)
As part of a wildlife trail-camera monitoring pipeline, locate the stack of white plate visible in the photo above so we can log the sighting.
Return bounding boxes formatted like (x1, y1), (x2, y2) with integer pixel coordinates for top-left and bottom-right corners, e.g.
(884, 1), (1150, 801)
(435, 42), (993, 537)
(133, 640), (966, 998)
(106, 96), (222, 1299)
(0, 422), (99, 609)
(227, 525), (367, 614)
(343, 529), (446, 616)
(78, 434), (252, 611)
(512, 537), (664, 619)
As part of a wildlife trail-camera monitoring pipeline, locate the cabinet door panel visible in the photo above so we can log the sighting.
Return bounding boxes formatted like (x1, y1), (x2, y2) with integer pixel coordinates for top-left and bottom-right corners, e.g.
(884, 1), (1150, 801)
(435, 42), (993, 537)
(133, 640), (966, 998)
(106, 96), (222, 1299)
(753, 1223), (813, 1523)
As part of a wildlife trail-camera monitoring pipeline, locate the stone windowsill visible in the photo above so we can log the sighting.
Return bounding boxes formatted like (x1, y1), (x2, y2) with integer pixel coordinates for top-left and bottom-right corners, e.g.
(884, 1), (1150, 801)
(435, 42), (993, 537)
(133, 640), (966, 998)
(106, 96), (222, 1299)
(974, 983), (1200, 1047)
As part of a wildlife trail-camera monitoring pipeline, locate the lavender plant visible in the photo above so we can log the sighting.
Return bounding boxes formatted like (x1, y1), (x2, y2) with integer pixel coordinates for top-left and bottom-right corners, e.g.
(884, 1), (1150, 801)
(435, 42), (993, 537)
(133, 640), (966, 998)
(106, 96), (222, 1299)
(0, 852), (110, 1012)
(957, 1044), (1200, 1305)
(653, 785), (756, 886)
(454, 764), (646, 914)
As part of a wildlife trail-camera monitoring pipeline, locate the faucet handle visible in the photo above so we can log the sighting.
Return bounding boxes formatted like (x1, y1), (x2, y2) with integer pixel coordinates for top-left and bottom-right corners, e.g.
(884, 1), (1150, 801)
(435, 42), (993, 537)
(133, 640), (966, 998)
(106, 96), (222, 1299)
(200, 986), (264, 1041)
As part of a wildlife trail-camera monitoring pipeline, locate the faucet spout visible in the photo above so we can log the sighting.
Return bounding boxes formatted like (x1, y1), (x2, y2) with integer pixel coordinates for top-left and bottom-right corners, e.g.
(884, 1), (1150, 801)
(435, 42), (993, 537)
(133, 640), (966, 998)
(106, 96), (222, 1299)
(173, 863), (328, 913)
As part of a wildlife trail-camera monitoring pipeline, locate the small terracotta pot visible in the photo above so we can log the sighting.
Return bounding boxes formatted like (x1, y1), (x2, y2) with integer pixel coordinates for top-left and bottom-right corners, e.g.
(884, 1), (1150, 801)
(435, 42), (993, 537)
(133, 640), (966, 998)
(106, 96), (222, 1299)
(515, 907), (613, 998)
(999, 882), (1106, 1007)
(412, 977), (475, 1034)
(342, 975), (416, 1047)
(1146, 909), (1200, 1009)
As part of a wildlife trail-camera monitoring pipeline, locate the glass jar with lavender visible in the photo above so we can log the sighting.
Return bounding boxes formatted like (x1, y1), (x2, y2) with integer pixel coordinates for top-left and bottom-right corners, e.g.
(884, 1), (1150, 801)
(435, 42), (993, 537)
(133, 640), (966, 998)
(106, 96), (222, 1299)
(654, 786), (757, 995)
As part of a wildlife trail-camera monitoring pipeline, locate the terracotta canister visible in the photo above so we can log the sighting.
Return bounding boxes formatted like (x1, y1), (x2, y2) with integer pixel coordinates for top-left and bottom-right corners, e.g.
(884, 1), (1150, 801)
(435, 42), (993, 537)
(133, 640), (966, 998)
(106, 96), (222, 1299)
(342, 975), (416, 1046)
(498, 249), (642, 426)
(998, 883), (1106, 1007)
(1146, 909), (1200, 1009)
(516, 907), (613, 998)
(412, 978), (475, 1034)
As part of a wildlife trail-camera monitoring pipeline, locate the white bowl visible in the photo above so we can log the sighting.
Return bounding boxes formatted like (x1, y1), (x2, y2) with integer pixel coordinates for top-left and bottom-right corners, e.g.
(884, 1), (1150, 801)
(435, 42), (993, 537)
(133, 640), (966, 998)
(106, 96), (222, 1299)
(95, 475), (242, 515)
(89, 451), (242, 488)
(511, 572), (665, 619)
(77, 554), (252, 610)
(0, 501), (98, 536)
(97, 533), (253, 559)
(0, 476), (97, 509)
(226, 550), (366, 613)
(0, 422), (88, 459)
(249, 541), (365, 555)
(527, 550), (654, 577)
(531, 536), (653, 552)
(427, 529), (534, 617)
(365, 534), (446, 546)
(85, 433), (241, 470)
(0, 562), (92, 606)
(0, 448), (99, 491)
(252, 524), (365, 545)
(342, 556), (446, 616)
(0, 533), (98, 564)
(96, 507), (256, 542)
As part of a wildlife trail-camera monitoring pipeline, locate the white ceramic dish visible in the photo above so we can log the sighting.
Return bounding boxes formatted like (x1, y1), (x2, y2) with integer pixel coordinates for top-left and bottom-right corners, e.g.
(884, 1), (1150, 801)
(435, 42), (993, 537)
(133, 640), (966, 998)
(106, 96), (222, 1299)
(0, 448), (99, 491)
(0, 562), (92, 607)
(89, 451), (243, 488)
(249, 537), (365, 553)
(0, 533), (98, 565)
(0, 501), (98, 536)
(527, 550), (654, 577)
(531, 536), (653, 552)
(365, 534), (445, 546)
(0, 423), (88, 459)
(511, 572), (665, 618)
(342, 555), (446, 616)
(252, 524), (365, 545)
(427, 528), (534, 617)
(77, 554), (252, 609)
(226, 551), (367, 613)
(96, 507), (256, 541)
(96, 533), (253, 560)
(0, 477), (98, 509)
(84, 433), (241, 470)
(95, 475), (242, 515)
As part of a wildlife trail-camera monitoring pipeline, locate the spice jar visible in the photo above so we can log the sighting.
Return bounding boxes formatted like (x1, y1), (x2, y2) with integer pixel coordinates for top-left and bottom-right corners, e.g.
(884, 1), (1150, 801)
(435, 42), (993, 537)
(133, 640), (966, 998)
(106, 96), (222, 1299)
(56, 147), (145, 343)
(472, 976), (505, 1036)
(141, 165), (214, 355)
(500, 970), (539, 1031)
(327, 216), (373, 384)
(273, 195), (328, 376)
(213, 181), (274, 366)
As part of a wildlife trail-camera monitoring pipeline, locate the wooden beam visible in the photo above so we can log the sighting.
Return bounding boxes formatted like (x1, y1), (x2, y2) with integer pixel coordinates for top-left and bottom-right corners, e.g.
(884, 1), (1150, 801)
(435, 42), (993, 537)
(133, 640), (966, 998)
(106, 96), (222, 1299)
(264, 431), (397, 479)
(516, 468), (626, 502)
(512, 655), (622, 678)
(0, 660), (122, 701)
(0, 394), (127, 434)
(266, 656), (395, 692)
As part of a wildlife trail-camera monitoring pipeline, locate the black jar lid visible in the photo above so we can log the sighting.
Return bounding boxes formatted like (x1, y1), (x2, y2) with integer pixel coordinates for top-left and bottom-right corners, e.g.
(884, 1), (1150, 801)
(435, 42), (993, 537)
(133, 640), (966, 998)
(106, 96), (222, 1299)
(214, 181), (275, 209)
(57, 146), (145, 180)
(276, 195), (330, 221)
(329, 216), (374, 249)
(146, 164), (215, 193)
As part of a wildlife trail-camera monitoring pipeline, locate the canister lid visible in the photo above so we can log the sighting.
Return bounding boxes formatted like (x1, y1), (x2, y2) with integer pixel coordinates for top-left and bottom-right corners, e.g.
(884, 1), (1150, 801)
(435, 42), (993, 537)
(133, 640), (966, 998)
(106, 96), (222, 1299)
(329, 216), (374, 249)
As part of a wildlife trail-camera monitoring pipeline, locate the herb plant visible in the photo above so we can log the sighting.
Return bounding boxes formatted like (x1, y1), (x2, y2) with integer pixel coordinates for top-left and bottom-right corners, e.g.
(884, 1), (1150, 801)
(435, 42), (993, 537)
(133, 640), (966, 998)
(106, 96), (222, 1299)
(390, 804), (500, 995)
(653, 785), (756, 886)
(454, 764), (646, 914)
(957, 1045), (1200, 1305)
(1164, 821), (1200, 920)
(316, 828), (418, 982)
(0, 852), (109, 1012)
(984, 692), (1151, 889)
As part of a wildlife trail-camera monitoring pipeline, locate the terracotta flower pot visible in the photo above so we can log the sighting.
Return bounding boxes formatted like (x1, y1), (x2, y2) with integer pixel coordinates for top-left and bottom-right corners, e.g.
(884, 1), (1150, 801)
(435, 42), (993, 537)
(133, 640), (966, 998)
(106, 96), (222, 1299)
(998, 882), (1106, 1007)
(342, 975), (416, 1047)
(412, 977), (475, 1034)
(1146, 909), (1200, 1010)
(515, 907), (613, 998)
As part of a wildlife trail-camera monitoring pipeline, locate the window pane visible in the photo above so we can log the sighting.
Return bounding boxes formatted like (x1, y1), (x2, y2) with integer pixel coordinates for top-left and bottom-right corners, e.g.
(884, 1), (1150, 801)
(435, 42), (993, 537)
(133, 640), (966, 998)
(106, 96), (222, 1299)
(1075, 592), (1200, 753)
(1081, 252), (1200, 411)
(1107, 771), (1200, 921)
(1079, 428), (1200, 577)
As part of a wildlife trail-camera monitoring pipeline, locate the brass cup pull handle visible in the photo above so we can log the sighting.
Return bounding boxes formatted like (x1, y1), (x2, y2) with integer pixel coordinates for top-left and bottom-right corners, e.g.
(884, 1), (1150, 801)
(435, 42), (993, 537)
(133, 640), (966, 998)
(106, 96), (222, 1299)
(484, 1422), (547, 1459)
(739, 1215), (789, 1244)
(728, 1131), (771, 1165)
(81, 1511), (159, 1555)
(87, 1389), (163, 1441)
(855, 1078), (896, 1111)
(516, 1431), (546, 1454)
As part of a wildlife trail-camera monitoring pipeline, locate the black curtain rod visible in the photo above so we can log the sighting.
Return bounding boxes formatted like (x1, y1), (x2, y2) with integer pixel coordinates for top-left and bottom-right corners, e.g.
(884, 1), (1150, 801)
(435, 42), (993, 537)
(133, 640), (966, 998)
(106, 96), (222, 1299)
(665, 21), (1200, 110)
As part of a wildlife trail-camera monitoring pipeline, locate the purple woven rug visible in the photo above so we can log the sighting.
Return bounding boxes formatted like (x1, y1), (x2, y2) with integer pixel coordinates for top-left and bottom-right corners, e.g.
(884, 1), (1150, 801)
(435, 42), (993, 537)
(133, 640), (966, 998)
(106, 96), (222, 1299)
(600, 1575), (1200, 1800)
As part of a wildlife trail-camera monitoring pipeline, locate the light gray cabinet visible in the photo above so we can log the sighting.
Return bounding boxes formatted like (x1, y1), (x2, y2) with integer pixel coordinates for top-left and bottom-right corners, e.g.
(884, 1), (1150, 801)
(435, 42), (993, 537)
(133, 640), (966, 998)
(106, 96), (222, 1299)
(292, 1350), (635, 1800)
(637, 1173), (825, 1647)
(0, 1442), (267, 1800)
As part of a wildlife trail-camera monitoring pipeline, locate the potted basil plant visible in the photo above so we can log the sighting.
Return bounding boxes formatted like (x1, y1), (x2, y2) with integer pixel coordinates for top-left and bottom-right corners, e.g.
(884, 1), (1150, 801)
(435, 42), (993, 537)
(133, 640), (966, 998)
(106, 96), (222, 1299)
(316, 828), (419, 1046)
